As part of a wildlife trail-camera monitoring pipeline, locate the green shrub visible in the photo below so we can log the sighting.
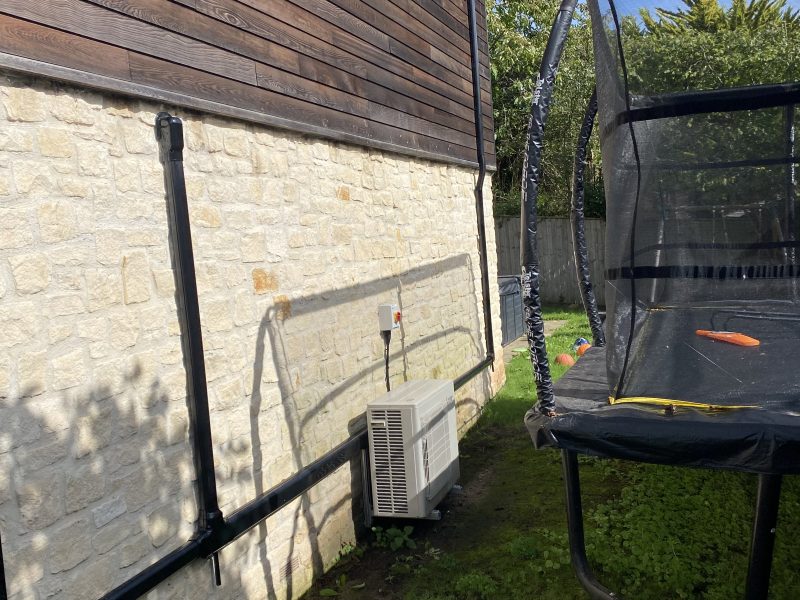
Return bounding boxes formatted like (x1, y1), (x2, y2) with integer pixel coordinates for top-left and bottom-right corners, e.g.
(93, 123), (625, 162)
(453, 572), (499, 600)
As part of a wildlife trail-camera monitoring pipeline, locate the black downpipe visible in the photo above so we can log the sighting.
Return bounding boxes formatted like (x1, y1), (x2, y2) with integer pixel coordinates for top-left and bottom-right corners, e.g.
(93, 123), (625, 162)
(454, 0), (495, 391)
(571, 89), (605, 347)
(562, 451), (618, 599)
(103, 114), (226, 600)
(0, 529), (6, 600)
(521, 0), (578, 415)
(155, 114), (223, 536)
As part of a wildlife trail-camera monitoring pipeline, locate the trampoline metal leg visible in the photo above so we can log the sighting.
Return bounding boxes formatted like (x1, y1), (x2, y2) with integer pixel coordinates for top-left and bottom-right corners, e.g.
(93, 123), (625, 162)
(562, 450), (617, 599)
(745, 474), (782, 600)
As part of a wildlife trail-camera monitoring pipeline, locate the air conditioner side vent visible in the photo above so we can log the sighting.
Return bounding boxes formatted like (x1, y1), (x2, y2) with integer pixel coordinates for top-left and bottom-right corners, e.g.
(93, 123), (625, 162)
(370, 409), (408, 514)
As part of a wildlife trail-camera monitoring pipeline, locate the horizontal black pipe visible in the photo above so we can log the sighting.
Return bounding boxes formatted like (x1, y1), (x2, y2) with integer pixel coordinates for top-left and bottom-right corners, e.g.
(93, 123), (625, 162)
(454, 355), (494, 391)
(223, 431), (368, 544)
(100, 536), (208, 600)
(103, 346), (491, 599)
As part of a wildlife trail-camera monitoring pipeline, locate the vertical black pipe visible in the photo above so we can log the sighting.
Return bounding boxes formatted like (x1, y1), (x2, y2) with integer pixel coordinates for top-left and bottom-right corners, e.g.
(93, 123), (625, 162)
(562, 451), (617, 599)
(0, 530), (6, 600)
(155, 113), (224, 536)
(521, 0), (578, 414)
(467, 0), (495, 368)
(744, 474), (783, 600)
(571, 89), (605, 347)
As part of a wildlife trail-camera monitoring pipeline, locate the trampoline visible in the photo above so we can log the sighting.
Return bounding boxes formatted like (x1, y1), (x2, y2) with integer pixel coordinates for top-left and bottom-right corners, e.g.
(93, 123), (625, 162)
(518, 0), (800, 598)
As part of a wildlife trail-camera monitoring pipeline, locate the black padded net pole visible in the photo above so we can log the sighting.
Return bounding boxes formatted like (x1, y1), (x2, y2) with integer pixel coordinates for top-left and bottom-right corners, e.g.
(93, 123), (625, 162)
(786, 104), (796, 267)
(521, 0), (578, 415)
(571, 88), (605, 347)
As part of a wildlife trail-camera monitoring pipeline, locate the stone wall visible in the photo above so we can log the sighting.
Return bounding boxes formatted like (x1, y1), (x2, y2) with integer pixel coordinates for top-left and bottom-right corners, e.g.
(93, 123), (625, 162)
(0, 71), (505, 600)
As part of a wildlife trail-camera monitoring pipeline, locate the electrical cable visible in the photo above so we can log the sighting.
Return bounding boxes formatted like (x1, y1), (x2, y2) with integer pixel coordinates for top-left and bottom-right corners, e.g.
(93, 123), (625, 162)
(381, 330), (391, 392)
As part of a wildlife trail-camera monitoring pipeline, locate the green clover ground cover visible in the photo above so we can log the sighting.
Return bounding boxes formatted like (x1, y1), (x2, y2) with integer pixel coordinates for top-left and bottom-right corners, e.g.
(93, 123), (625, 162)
(303, 308), (800, 599)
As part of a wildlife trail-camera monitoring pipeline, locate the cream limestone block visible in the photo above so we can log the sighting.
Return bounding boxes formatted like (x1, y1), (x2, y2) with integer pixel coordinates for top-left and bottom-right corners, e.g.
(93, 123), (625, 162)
(37, 200), (77, 243)
(86, 268), (123, 311)
(122, 251), (151, 304)
(51, 348), (87, 390)
(0, 128), (35, 152)
(37, 128), (73, 158)
(18, 350), (47, 397)
(2, 86), (46, 122)
(9, 253), (50, 294)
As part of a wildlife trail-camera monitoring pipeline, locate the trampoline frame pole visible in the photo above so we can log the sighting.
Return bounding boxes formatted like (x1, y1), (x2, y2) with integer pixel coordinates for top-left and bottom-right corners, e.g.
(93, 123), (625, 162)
(744, 474), (783, 600)
(570, 88), (605, 348)
(562, 450), (617, 599)
(521, 0), (578, 415)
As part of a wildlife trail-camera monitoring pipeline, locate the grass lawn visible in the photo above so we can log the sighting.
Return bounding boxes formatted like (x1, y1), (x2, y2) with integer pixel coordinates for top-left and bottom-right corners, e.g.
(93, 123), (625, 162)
(301, 308), (800, 600)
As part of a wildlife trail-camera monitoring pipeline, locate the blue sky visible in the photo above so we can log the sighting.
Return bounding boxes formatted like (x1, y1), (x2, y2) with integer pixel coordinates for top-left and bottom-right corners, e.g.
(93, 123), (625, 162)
(617, 0), (728, 15)
(617, 0), (800, 16)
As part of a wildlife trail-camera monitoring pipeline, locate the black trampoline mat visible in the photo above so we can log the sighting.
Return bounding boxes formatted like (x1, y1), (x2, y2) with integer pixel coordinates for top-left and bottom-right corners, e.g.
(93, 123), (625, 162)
(621, 303), (800, 410)
(525, 319), (800, 473)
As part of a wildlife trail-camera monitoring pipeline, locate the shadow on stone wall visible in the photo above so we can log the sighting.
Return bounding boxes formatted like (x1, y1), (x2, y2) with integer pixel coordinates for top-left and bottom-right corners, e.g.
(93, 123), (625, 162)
(0, 257), (493, 600)
(250, 252), (492, 596)
(1, 357), (197, 599)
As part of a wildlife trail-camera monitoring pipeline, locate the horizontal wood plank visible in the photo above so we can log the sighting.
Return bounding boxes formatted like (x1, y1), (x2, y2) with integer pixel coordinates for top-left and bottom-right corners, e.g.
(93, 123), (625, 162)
(0, 0), (496, 167)
(91, 0), (489, 142)
(0, 14), (131, 80)
(88, 0), (302, 75)
(219, 0), (493, 126)
(1, 0), (256, 84)
(129, 52), (483, 162)
(283, 0), (490, 104)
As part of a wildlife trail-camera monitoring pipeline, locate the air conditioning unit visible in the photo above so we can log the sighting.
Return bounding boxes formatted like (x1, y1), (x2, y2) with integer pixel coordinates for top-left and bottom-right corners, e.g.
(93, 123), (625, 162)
(367, 380), (459, 519)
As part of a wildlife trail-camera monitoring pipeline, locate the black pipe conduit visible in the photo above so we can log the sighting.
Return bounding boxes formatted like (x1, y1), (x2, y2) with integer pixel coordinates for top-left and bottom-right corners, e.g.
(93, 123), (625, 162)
(455, 0), (496, 390)
(0, 530), (6, 600)
(521, 0), (578, 415)
(155, 113), (225, 545)
(102, 1), (494, 594)
(571, 89), (605, 348)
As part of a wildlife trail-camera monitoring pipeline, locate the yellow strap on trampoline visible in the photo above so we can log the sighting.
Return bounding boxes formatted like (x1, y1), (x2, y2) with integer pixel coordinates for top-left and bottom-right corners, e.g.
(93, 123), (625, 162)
(608, 396), (756, 411)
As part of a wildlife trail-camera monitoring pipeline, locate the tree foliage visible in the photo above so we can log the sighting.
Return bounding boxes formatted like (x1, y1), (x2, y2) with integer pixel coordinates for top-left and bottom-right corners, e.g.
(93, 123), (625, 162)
(639, 0), (800, 35)
(627, 0), (800, 94)
(488, 0), (601, 217)
(488, 0), (800, 218)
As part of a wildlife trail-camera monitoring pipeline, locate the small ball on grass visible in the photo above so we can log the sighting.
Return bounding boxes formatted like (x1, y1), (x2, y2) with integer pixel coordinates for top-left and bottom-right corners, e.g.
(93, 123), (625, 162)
(555, 353), (575, 367)
(577, 343), (592, 356)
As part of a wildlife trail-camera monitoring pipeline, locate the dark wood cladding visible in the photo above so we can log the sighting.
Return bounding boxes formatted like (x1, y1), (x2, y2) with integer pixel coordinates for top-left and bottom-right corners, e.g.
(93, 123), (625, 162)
(0, 0), (495, 168)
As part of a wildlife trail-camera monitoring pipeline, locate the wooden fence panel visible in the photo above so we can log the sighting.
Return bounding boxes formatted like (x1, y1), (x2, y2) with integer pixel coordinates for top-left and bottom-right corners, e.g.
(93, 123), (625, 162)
(494, 217), (607, 307)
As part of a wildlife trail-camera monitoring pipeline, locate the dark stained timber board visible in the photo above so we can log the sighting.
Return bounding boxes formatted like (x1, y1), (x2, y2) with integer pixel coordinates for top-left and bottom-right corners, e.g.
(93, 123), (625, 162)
(0, 0), (495, 168)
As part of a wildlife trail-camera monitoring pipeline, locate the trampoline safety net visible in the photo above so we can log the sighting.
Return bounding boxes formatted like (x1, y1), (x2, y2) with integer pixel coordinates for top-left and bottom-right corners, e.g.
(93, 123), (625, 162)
(591, 0), (800, 410)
